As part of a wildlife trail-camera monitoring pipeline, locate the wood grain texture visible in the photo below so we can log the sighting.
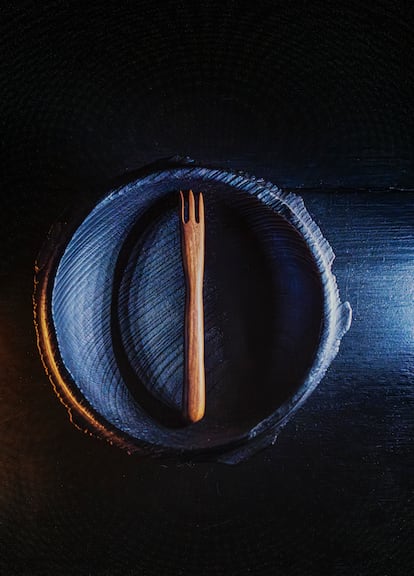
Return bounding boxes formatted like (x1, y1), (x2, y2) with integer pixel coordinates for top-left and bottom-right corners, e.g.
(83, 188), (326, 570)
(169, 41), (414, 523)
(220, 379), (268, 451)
(34, 161), (351, 459)
(1, 1), (413, 573)
(180, 190), (206, 423)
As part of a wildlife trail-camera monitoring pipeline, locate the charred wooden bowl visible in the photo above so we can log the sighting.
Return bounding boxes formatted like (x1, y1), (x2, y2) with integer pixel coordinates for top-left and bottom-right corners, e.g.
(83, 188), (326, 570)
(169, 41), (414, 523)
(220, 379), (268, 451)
(34, 158), (351, 462)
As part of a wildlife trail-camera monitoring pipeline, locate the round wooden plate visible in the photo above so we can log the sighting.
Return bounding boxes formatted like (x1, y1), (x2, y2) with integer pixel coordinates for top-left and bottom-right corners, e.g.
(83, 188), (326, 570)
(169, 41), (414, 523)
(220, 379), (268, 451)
(34, 158), (351, 462)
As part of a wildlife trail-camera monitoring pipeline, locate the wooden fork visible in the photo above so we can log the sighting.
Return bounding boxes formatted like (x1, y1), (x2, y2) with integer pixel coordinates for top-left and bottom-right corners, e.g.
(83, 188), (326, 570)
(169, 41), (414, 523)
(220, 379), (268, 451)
(180, 190), (205, 423)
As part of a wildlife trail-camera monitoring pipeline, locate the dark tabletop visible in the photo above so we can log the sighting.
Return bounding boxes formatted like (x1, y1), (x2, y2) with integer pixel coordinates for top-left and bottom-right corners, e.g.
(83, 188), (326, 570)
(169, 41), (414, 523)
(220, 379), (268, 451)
(0, 2), (413, 575)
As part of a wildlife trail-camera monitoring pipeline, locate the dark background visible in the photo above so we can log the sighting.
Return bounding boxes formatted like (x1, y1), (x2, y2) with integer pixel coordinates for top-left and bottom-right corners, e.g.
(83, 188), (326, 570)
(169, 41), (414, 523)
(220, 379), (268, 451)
(0, 1), (413, 574)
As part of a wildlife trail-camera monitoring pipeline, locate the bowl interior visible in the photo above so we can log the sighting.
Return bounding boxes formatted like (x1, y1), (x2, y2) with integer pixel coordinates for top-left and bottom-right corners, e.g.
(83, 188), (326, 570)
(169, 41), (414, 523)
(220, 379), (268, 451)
(51, 176), (325, 454)
(114, 187), (324, 443)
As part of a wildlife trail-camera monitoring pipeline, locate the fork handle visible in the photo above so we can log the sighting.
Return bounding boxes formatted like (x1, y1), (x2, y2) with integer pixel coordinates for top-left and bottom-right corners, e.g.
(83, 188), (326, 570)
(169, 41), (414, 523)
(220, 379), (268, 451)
(182, 231), (205, 423)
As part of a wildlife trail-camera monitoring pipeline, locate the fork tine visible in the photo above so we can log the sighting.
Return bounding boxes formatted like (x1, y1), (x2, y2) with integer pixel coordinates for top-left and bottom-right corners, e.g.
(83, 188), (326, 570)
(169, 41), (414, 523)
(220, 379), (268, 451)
(188, 189), (196, 222)
(198, 192), (204, 224)
(179, 190), (186, 223)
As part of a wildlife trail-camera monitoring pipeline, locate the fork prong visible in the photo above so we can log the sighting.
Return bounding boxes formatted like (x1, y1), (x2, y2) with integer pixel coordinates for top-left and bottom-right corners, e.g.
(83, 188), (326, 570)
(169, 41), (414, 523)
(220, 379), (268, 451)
(188, 189), (196, 222)
(179, 190), (186, 223)
(198, 191), (204, 224)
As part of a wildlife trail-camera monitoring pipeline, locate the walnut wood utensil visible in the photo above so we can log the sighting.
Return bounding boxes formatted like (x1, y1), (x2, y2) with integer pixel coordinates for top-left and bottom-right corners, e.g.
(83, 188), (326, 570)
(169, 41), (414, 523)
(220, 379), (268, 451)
(180, 190), (206, 423)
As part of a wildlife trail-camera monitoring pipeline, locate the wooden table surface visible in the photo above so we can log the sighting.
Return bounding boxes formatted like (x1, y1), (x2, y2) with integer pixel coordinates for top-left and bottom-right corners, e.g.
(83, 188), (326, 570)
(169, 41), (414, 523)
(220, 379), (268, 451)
(0, 2), (412, 575)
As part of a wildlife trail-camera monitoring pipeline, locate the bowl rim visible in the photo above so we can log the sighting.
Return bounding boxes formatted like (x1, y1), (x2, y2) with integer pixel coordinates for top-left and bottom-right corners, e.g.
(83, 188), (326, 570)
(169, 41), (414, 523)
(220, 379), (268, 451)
(33, 157), (352, 462)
